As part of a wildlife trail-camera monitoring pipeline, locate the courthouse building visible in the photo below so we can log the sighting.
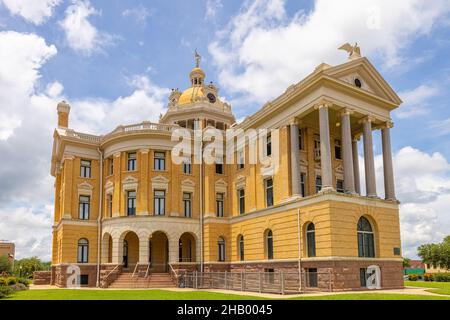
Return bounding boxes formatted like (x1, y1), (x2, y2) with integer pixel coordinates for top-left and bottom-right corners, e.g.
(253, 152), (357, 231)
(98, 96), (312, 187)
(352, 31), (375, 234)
(50, 48), (403, 290)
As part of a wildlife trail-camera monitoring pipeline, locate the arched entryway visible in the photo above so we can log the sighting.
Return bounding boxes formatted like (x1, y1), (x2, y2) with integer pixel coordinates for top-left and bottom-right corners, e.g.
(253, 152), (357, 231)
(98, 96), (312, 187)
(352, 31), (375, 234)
(101, 233), (113, 263)
(122, 231), (139, 270)
(149, 231), (169, 272)
(179, 232), (196, 263)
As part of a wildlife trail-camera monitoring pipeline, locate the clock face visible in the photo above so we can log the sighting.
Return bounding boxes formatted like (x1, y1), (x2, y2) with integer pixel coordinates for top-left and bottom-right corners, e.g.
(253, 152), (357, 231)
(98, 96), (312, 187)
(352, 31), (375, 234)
(207, 93), (216, 103)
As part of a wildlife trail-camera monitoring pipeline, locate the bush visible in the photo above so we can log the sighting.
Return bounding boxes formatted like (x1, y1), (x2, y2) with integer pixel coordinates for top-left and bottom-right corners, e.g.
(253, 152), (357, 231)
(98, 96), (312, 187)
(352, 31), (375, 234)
(0, 286), (12, 299)
(9, 283), (27, 292)
(0, 278), (6, 286)
(434, 273), (450, 282)
(424, 273), (434, 282)
(408, 274), (418, 281)
(17, 277), (30, 287)
(5, 277), (16, 285)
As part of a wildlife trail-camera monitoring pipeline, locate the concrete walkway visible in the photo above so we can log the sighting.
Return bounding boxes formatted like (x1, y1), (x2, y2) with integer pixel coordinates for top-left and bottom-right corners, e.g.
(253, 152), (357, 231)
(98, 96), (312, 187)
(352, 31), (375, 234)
(29, 284), (448, 299)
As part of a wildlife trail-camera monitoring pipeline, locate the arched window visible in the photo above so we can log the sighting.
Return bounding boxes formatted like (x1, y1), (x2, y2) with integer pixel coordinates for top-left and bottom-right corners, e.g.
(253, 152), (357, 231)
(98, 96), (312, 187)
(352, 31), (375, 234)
(77, 238), (89, 263)
(306, 223), (316, 257)
(238, 235), (244, 261)
(357, 217), (375, 258)
(265, 230), (274, 260)
(218, 237), (226, 262)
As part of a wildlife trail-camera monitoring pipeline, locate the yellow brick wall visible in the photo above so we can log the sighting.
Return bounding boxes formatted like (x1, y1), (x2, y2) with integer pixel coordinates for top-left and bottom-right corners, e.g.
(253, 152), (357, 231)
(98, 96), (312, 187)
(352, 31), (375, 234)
(59, 224), (98, 264)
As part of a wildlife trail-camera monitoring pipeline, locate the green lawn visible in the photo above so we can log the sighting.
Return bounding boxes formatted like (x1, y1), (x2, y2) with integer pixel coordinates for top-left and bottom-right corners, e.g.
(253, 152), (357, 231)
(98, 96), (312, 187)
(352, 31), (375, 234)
(4, 288), (450, 300)
(405, 281), (450, 295)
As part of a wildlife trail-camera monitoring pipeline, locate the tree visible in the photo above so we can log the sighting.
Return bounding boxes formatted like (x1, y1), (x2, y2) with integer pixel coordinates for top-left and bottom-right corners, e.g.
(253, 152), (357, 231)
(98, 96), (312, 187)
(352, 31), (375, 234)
(403, 257), (411, 268)
(0, 255), (12, 274)
(418, 236), (450, 270)
(13, 257), (50, 279)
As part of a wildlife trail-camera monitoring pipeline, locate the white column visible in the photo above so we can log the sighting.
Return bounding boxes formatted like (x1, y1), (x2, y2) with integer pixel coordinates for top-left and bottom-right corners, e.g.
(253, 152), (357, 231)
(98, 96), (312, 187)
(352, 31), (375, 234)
(169, 238), (179, 264)
(382, 123), (396, 200)
(318, 103), (334, 192)
(139, 237), (149, 264)
(352, 137), (361, 195)
(290, 121), (301, 197)
(111, 238), (122, 265)
(362, 117), (377, 197)
(341, 110), (355, 194)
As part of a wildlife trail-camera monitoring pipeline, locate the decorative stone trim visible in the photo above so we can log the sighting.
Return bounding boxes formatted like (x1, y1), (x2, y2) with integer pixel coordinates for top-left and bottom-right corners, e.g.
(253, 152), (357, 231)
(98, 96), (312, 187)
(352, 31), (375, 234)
(215, 179), (228, 195)
(151, 175), (169, 190)
(235, 175), (245, 190)
(104, 181), (114, 195)
(122, 175), (138, 192)
(78, 181), (94, 197)
(181, 179), (195, 193)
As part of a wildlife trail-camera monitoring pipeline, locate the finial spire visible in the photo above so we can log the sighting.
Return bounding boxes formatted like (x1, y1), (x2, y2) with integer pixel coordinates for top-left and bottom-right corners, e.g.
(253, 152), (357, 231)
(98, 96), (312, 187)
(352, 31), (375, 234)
(194, 49), (201, 68)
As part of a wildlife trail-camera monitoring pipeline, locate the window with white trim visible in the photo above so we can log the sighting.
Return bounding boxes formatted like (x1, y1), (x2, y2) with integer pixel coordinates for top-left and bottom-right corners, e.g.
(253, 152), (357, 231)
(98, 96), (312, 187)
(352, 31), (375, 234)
(154, 152), (166, 171)
(79, 195), (90, 220)
(183, 192), (192, 217)
(80, 160), (91, 178)
(154, 190), (165, 215)
(216, 193), (224, 217)
(127, 152), (137, 171)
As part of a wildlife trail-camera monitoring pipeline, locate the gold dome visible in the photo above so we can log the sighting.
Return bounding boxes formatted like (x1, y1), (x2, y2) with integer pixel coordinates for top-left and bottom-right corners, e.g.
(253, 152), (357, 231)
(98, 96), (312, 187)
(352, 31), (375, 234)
(178, 86), (205, 105)
(190, 67), (205, 77)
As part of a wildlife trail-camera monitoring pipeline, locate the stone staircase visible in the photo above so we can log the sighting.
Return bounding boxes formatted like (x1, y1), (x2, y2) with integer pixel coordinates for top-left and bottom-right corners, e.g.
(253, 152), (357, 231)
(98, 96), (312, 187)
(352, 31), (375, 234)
(108, 272), (176, 289)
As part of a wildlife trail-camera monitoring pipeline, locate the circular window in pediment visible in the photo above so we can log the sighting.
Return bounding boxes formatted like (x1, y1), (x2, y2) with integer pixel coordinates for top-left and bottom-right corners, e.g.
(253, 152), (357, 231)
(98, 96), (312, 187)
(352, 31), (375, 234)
(354, 78), (362, 88)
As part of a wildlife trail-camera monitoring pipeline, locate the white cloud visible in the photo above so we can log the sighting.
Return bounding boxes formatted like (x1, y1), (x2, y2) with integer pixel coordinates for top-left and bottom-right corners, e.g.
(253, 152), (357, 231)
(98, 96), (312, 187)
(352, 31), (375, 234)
(59, 0), (115, 56)
(209, 0), (450, 105)
(205, 0), (223, 20)
(395, 85), (439, 119)
(358, 146), (450, 258)
(0, 30), (169, 260)
(122, 5), (152, 26)
(429, 117), (450, 136)
(0, 0), (61, 25)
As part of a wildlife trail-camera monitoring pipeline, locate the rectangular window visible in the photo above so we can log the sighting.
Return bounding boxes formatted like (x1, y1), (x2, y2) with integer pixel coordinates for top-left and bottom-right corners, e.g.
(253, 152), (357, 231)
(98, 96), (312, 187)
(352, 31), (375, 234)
(265, 178), (274, 207)
(79, 275), (89, 286)
(266, 133), (272, 156)
(108, 194), (113, 217)
(360, 268), (367, 287)
(154, 190), (165, 215)
(306, 268), (318, 288)
(238, 189), (245, 215)
(79, 195), (90, 220)
(300, 173), (306, 197)
(108, 158), (114, 175)
(182, 157), (191, 174)
(315, 175), (322, 193)
(216, 193), (224, 217)
(215, 157), (224, 174)
(237, 150), (244, 170)
(298, 128), (304, 150)
(335, 139), (342, 160)
(127, 152), (137, 171)
(77, 243), (88, 263)
(265, 268), (275, 284)
(336, 179), (344, 193)
(80, 160), (91, 178)
(154, 151), (166, 171)
(127, 191), (136, 216)
(183, 192), (192, 217)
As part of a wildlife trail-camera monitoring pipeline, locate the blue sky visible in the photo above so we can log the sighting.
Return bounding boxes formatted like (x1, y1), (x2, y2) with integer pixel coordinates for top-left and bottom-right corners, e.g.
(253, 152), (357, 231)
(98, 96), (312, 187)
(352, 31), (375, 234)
(0, 0), (449, 260)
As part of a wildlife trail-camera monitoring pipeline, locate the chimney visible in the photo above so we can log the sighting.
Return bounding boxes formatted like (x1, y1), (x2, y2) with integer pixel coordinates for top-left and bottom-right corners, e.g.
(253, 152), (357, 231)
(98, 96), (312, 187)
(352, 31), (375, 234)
(57, 100), (70, 128)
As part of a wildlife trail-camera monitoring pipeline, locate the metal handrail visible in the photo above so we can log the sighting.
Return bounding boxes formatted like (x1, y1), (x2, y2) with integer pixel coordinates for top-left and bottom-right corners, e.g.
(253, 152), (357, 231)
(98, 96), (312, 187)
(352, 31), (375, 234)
(103, 263), (121, 285)
(145, 262), (152, 278)
(168, 263), (178, 281)
(132, 262), (139, 278)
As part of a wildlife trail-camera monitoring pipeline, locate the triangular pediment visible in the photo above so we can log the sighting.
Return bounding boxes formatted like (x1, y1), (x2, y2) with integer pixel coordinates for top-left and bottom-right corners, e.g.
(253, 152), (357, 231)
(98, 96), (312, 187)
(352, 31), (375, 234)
(324, 57), (402, 105)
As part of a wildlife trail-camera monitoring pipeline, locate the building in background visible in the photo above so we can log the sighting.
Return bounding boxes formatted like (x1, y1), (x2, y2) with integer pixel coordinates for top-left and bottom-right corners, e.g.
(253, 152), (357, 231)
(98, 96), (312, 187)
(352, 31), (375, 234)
(0, 240), (15, 264)
(49, 47), (403, 291)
